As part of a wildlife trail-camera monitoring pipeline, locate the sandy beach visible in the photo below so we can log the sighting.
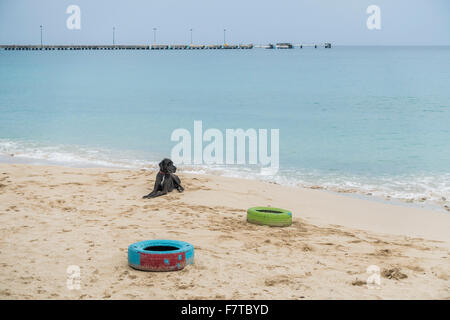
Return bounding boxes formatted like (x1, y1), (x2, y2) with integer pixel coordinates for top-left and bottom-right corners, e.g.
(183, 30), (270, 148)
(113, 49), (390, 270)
(0, 163), (449, 299)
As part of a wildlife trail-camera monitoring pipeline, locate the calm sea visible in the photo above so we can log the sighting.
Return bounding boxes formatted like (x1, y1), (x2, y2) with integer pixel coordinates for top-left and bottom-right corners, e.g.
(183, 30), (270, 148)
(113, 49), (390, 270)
(1, 46), (449, 209)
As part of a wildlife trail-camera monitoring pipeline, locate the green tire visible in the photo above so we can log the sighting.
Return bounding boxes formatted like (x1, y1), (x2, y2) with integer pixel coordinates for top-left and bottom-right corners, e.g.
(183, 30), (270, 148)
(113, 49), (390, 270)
(247, 207), (292, 227)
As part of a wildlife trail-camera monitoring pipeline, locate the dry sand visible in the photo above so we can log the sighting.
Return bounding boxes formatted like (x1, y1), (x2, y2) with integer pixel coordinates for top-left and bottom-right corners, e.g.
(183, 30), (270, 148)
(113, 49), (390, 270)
(0, 163), (449, 299)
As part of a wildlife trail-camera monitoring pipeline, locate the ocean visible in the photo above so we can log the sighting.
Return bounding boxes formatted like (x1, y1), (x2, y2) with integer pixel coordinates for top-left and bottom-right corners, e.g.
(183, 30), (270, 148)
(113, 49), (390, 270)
(1, 46), (449, 210)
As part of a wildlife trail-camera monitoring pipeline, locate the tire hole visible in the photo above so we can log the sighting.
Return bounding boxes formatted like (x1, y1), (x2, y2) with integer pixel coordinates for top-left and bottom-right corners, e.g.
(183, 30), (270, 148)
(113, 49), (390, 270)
(143, 245), (179, 251)
(256, 209), (283, 214)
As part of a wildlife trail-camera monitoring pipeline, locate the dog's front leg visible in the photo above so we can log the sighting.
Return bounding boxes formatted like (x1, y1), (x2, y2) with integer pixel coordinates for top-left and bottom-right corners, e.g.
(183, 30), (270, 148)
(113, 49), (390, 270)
(147, 174), (172, 198)
(143, 172), (162, 199)
(147, 190), (168, 198)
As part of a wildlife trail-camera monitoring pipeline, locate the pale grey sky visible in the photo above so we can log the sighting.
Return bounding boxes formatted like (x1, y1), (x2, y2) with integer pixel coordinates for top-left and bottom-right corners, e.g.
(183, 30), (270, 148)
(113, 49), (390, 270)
(0, 0), (449, 45)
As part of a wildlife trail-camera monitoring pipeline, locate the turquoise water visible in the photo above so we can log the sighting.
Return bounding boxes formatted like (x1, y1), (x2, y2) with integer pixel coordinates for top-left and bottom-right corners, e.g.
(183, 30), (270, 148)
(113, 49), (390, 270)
(1, 47), (449, 207)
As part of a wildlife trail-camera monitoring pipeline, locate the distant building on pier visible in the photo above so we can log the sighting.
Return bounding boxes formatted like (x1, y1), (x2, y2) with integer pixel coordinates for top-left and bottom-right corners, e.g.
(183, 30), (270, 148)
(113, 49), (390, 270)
(276, 43), (293, 49)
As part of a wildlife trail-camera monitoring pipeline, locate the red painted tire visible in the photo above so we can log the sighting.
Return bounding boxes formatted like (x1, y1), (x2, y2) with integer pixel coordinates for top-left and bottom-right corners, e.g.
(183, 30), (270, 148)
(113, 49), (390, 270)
(128, 240), (194, 272)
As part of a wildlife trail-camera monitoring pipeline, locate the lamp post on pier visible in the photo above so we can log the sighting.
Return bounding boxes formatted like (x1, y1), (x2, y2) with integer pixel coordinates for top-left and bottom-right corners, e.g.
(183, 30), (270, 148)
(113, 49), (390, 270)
(153, 28), (157, 44)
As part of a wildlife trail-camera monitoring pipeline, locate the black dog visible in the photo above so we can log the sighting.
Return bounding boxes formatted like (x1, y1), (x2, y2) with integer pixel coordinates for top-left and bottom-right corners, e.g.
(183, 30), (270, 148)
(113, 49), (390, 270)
(143, 158), (184, 199)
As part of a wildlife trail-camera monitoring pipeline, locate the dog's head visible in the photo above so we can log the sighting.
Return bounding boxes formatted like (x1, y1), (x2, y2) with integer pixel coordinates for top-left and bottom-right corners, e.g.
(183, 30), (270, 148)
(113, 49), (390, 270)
(159, 158), (176, 174)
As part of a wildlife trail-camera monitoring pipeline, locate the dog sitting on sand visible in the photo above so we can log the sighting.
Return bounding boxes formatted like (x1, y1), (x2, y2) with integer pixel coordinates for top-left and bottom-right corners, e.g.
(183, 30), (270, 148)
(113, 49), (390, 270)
(143, 158), (184, 199)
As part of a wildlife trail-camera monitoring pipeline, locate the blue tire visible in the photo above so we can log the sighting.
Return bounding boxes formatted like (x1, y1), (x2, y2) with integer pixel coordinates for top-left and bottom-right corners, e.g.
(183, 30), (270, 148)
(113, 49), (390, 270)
(128, 239), (194, 272)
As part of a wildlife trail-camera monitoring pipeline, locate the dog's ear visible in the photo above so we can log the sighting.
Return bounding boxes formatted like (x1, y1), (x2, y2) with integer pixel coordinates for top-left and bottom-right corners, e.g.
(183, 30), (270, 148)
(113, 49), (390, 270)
(158, 160), (164, 171)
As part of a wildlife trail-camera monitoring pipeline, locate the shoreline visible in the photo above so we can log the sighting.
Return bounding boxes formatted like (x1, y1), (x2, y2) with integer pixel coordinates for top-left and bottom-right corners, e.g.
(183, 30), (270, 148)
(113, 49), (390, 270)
(0, 162), (449, 299)
(1, 153), (448, 214)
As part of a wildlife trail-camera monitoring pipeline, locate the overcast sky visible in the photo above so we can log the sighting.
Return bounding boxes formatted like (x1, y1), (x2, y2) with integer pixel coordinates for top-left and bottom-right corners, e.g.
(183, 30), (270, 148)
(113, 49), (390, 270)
(0, 0), (449, 45)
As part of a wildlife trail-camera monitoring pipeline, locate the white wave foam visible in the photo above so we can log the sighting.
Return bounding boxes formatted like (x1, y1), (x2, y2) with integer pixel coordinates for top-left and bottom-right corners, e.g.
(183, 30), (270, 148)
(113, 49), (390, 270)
(177, 164), (450, 210)
(0, 139), (156, 169)
(1, 139), (449, 210)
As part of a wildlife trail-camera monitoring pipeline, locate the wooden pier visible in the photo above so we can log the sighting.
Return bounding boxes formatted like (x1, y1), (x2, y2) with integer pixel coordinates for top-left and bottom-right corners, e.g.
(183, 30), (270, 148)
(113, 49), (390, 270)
(0, 42), (330, 51)
(253, 42), (331, 49)
(0, 45), (151, 51)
